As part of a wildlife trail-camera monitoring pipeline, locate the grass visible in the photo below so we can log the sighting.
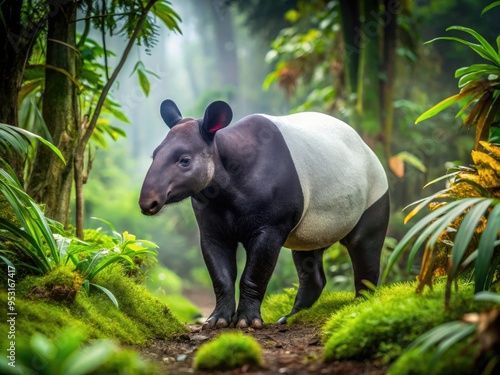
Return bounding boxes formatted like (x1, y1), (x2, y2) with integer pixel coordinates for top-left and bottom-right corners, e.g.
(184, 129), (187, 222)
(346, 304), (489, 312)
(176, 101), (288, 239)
(322, 281), (484, 364)
(193, 332), (263, 371)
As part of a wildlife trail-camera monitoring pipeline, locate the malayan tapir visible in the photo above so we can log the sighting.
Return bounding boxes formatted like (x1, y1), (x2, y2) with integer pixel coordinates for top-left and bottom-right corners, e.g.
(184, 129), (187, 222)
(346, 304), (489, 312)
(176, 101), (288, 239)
(139, 99), (389, 329)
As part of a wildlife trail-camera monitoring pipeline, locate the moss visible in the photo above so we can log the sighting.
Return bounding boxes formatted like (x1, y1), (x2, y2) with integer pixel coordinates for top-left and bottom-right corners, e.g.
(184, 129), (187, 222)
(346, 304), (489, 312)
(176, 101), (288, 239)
(193, 332), (263, 371)
(160, 294), (202, 323)
(322, 281), (484, 364)
(0, 264), (187, 350)
(42, 265), (84, 302)
(387, 342), (476, 375)
(261, 287), (355, 325)
(93, 264), (188, 339)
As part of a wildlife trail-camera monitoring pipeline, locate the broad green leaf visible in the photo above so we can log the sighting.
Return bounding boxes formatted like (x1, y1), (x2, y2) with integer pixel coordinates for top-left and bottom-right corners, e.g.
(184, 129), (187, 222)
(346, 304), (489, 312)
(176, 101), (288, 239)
(90, 283), (119, 309)
(458, 70), (493, 88)
(446, 26), (500, 65)
(415, 94), (461, 124)
(151, 2), (182, 34)
(475, 203), (500, 292)
(137, 69), (150, 97)
(455, 64), (499, 78)
(450, 199), (492, 278)
(0, 123), (65, 163)
(425, 36), (497, 64)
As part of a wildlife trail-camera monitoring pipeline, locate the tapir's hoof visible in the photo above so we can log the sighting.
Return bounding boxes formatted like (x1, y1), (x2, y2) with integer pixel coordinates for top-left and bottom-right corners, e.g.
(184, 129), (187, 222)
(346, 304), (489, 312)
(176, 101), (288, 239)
(277, 316), (287, 325)
(202, 317), (229, 330)
(235, 318), (263, 329)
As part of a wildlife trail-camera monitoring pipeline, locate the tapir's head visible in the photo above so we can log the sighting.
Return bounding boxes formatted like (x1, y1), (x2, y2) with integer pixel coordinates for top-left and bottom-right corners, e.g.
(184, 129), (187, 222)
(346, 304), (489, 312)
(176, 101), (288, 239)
(139, 100), (232, 215)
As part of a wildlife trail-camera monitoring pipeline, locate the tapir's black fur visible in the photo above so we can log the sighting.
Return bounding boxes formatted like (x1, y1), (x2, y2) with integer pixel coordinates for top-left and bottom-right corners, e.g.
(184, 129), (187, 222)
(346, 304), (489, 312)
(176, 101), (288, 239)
(139, 100), (390, 329)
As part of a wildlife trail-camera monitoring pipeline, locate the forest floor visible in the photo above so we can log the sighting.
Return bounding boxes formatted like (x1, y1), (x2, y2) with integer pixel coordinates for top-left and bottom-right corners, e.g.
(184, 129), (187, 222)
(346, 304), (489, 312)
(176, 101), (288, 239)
(134, 323), (387, 375)
(133, 290), (388, 375)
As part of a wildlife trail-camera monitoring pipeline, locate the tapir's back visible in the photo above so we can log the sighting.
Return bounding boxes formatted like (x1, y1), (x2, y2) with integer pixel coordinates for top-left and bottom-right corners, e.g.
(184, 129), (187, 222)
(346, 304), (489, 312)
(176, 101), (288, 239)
(260, 112), (388, 250)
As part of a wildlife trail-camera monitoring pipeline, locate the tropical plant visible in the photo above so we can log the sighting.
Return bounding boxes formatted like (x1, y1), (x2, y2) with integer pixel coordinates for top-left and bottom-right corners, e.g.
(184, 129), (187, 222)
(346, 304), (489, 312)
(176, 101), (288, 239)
(415, 3), (500, 150)
(396, 291), (500, 374)
(0, 123), (65, 274)
(67, 218), (158, 307)
(383, 3), (500, 306)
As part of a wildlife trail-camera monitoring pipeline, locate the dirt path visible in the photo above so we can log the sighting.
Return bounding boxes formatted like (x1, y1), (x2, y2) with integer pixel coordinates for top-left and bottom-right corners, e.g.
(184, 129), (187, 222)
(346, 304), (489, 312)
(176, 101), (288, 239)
(134, 323), (387, 374)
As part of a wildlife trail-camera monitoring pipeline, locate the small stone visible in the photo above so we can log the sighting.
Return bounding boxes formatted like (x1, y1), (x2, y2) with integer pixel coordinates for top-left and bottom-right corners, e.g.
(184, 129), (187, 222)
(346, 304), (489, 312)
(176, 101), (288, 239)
(162, 357), (175, 364)
(191, 334), (209, 342)
(176, 354), (187, 362)
(278, 368), (289, 373)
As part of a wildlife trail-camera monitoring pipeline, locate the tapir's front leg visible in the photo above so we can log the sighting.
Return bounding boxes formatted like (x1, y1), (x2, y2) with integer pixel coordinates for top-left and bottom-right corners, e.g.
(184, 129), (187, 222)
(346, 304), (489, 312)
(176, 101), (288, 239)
(200, 234), (238, 330)
(235, 229), (284, 328)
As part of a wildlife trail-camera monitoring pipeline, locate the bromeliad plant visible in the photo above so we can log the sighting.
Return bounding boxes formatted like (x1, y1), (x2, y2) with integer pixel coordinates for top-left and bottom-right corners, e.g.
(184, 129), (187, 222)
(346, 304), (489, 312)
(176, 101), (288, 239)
(383, 3), (500, 306)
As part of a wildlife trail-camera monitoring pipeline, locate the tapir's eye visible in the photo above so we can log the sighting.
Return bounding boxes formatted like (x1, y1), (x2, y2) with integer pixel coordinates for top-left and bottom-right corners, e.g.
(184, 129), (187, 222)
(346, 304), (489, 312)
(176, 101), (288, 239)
(179, 156), (191, 168)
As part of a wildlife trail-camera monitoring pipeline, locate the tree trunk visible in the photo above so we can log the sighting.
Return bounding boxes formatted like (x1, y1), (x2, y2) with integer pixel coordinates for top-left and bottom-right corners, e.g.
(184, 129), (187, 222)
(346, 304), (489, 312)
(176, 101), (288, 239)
(0, 1), (42, 181)
(27, 0), (79, 226)
(356, 0), (381, 137)
(381, 0), (398, 159)
(338, 0), (360, 95)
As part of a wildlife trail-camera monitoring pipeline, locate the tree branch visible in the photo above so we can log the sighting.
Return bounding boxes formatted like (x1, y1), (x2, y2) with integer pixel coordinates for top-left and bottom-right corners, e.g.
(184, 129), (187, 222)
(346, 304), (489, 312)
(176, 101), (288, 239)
(79, 0), (158, 152)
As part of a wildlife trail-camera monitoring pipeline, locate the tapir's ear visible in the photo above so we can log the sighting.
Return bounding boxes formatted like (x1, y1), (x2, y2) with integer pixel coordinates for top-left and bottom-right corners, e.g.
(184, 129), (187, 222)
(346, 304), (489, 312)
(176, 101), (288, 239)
(160, 99), (183, 128)
(200, 101), (232, 141)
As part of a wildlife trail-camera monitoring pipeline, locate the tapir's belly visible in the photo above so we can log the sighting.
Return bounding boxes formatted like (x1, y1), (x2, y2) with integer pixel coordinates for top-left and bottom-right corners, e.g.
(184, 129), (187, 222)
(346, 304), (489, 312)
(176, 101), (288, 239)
(261, 113), (388, 251)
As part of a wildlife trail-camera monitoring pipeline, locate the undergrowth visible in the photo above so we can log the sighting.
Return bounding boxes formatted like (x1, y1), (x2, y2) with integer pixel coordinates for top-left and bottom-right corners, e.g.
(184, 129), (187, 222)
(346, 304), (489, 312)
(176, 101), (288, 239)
(261, 287), (355, 324)
(322, 281), (485, 364)
(0, 264), (187, 349)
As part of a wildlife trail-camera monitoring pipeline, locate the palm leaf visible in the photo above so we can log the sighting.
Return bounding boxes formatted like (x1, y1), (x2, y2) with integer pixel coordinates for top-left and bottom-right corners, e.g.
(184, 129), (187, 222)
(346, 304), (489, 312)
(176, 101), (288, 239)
(474, 203), (500, 292)
(446, 26), (500, 65)
(450, 199), (493, 278)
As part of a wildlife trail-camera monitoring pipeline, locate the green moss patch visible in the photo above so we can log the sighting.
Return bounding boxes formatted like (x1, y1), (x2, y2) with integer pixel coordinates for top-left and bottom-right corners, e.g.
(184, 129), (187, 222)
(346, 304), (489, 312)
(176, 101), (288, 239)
(193, 332), (263, 371)
(261, 287), (355, 325)
(0, 264), (187, 350)
(322, 281), (481, 364)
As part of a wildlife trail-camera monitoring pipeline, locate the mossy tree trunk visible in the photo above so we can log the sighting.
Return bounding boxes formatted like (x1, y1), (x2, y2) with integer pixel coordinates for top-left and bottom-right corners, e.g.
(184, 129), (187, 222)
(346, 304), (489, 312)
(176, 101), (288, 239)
(27, 0), (79, 226)
(0, 1), (44, 181)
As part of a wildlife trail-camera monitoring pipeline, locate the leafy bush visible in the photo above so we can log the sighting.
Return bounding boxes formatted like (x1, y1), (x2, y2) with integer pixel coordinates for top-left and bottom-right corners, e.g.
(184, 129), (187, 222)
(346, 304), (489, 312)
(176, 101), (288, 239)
(193, 332), (263, 371)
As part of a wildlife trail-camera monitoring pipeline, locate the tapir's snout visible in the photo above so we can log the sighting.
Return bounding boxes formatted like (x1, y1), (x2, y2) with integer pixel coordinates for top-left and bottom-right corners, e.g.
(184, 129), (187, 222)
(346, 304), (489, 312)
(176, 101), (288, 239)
(139, 188), (166, 216)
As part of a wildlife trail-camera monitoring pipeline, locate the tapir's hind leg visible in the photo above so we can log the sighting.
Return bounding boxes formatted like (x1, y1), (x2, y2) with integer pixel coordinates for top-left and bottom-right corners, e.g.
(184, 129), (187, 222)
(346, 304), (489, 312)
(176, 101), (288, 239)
(278, 248), (327, 324)
(340, 190), (390, 295)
